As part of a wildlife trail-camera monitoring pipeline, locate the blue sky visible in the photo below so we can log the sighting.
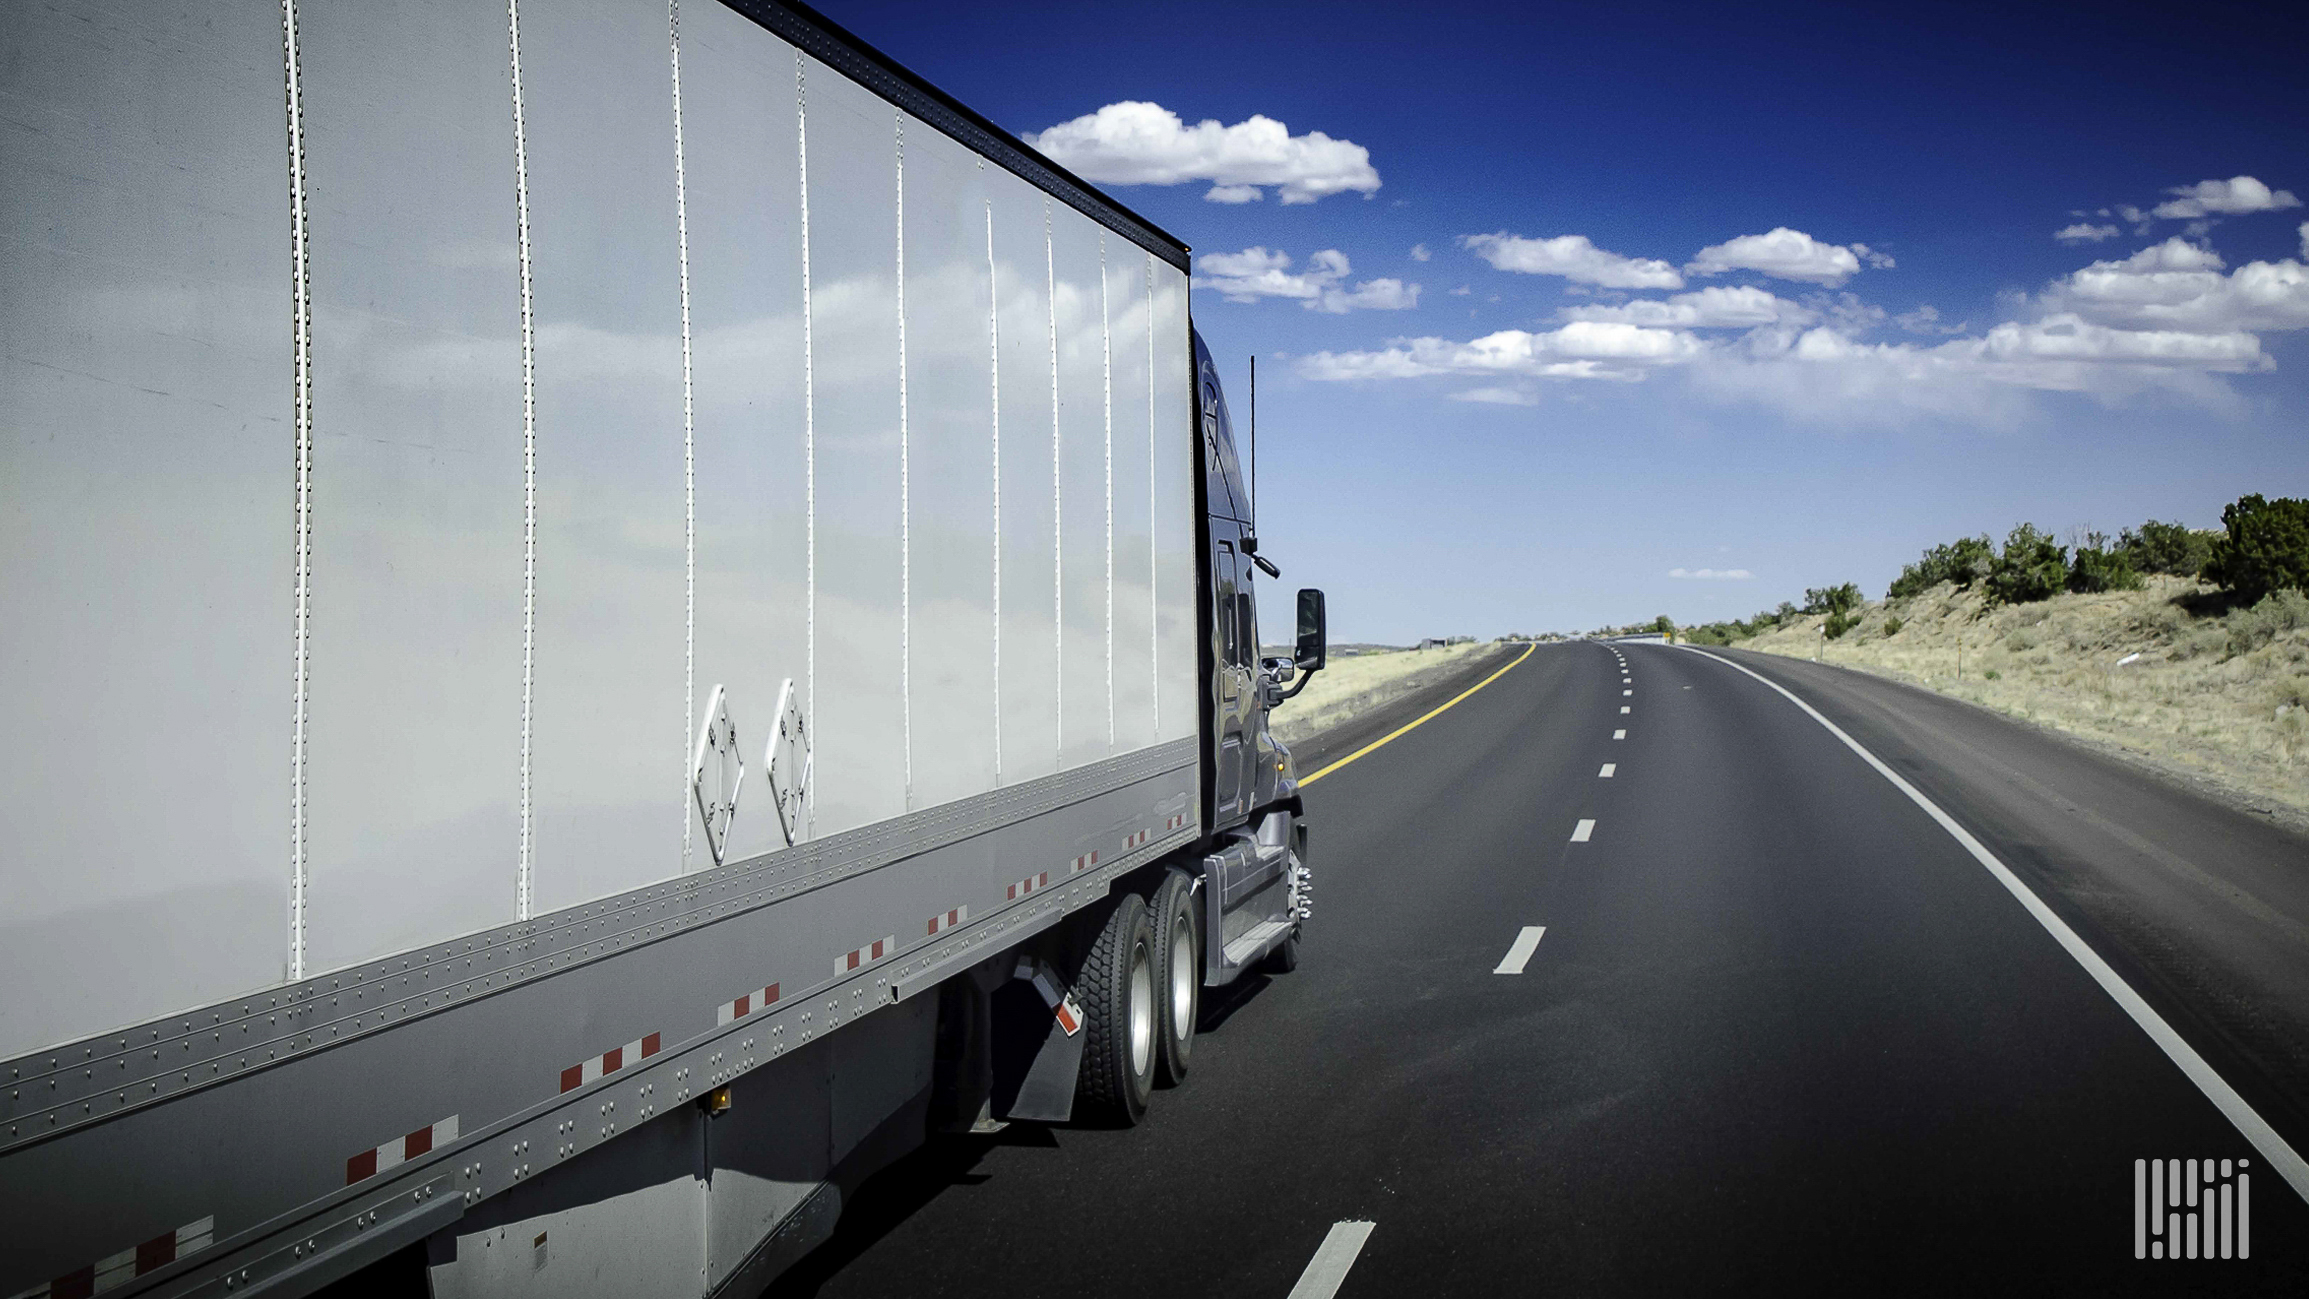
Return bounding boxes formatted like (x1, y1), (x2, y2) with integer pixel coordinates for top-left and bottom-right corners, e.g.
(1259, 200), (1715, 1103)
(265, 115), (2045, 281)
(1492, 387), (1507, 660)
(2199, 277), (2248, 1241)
(825, 0), (2309, 640)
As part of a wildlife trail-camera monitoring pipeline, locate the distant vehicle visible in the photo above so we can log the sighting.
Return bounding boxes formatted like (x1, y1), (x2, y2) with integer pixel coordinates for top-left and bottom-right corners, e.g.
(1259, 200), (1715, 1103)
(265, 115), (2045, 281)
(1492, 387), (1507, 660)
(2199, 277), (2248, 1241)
(0, 1), (1327, 1294)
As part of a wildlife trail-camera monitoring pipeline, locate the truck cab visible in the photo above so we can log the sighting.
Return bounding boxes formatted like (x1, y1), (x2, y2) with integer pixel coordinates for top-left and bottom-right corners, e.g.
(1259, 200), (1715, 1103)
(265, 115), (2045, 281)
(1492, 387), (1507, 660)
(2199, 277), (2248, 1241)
(1193, 329), (1326, 981)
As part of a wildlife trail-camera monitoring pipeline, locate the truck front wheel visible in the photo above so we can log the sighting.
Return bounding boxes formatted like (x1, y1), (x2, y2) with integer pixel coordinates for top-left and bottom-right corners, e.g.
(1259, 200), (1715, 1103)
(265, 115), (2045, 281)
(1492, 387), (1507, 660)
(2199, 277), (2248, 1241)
(1074, 896), (1157, 1125)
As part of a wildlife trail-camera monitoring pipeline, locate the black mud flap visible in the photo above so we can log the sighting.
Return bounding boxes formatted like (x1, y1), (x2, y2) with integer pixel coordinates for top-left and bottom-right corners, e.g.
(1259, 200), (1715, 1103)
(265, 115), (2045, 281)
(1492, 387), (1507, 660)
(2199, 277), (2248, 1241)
(988, 971), (1085, 1123)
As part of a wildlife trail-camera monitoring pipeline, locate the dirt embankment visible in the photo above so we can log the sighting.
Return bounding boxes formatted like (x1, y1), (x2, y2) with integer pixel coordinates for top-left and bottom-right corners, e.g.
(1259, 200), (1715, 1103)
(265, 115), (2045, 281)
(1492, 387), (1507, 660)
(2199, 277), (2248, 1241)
(1268, 641), (1501, 746)
(1741, 577), (2309, 826)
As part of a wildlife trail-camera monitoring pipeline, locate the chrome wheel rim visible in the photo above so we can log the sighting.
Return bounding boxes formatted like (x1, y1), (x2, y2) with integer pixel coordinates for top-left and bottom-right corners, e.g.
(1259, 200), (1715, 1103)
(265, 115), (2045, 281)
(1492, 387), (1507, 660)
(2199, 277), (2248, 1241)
(1128, 939), (1154, 1078)
(1169, 914), (1195, 1043)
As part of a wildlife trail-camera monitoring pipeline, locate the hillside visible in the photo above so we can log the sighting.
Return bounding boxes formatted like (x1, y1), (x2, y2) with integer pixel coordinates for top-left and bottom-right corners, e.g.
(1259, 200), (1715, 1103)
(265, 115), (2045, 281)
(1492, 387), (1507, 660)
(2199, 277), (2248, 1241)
(1738, 577), (2309, 826)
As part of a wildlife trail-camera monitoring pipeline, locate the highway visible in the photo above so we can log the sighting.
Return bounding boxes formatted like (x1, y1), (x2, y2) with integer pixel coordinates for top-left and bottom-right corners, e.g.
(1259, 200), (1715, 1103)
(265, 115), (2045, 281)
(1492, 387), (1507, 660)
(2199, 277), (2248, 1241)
(777, 641), (2309, 1295)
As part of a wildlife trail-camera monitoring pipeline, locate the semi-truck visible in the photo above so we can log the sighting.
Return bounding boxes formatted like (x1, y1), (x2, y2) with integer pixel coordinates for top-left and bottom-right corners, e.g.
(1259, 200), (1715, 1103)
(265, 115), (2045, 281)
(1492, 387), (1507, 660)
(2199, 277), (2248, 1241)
(0, 1), (1325, 1293)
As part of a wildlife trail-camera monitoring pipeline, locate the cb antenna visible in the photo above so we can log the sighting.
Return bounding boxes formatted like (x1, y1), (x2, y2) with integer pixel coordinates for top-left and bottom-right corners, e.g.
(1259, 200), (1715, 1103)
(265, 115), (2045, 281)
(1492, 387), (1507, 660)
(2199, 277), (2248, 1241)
(1248, 355), (1256, 530)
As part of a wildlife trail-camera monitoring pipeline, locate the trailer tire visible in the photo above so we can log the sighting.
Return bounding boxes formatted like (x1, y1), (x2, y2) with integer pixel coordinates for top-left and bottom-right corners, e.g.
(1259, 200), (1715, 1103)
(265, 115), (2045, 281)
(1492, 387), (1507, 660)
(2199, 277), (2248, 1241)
(1149, 870), (1200, 1087)
(1074, 896), (1158, 1126)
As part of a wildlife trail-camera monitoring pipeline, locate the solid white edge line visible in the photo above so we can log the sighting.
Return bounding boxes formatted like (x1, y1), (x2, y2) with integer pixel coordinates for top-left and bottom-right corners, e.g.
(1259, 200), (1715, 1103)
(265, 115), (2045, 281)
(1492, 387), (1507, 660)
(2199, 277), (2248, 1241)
(1287, 1221), (1377, 1299)
(1494, 926), (1546, 975)
(1680, 646), (2309, 1205)
(1571, 818), (1595, 842)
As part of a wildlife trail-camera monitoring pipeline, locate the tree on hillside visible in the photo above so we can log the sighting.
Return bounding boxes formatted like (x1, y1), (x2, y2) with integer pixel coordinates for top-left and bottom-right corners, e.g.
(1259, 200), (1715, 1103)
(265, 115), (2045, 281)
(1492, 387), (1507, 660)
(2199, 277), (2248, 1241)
(2119, 519), (2214, 576)
(1986, 524), (2067, 604)
(1803, 583), (1862, 616)
(2068, 531), (2145, 594)
(1886, 535), (1995, 599)
(1653, 615), (1675, 637)
(2202, 494), (2309, 604)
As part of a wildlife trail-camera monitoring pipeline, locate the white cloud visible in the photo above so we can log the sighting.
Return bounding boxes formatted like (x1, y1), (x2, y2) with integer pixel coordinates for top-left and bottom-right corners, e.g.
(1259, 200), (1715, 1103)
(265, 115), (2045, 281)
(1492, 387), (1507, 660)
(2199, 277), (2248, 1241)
(1299, 321), (1703, 384)
(2039, 236), (2309, 333)
(1192, 247), (1419, 313)
(1560, 285), (1812, 328)
(1449, 385), (1538, 405)
(1447, 285), (1471, 296)
(1460, 233), (1685, 289)
(1320, 278), (1421, 313)
(1023, 102), (1379, 205)
(1894, 304), (1968, 335)
(1410, 243), (1432, 262)
(1668, 568), (1754, 580)
(1303, 224), (2309, 423)
(2151, 175), (2301, 220)
(1687, 228), (1873, 286)
(2056, 222), (2120, 243)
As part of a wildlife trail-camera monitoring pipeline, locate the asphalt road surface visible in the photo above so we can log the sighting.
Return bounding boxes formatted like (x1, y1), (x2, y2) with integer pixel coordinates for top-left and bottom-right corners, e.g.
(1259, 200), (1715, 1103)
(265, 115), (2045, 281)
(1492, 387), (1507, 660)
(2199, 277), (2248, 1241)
(777, 641), (2309, 1296)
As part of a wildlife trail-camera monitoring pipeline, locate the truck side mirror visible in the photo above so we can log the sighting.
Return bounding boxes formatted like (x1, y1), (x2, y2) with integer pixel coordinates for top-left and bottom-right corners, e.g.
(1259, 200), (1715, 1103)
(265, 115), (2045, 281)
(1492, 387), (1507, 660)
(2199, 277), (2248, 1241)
(1295, 589), (1327, 673)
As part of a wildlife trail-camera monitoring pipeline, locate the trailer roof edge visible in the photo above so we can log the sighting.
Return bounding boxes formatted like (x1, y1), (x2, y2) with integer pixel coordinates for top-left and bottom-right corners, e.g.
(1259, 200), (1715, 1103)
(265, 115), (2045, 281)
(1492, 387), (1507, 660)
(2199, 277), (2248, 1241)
(725, 0), (1194, 273)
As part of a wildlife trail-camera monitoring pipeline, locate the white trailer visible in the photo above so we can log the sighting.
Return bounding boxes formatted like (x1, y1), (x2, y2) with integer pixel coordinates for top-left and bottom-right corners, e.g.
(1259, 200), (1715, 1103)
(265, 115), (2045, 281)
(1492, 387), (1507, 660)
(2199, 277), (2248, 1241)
(1, 1), (1327, 1294)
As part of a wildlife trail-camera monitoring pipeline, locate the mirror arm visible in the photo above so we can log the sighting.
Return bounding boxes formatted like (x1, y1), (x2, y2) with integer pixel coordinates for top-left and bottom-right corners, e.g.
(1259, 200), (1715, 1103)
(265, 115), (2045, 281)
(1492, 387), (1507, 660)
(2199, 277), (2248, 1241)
(1250, 552), (1281, 579)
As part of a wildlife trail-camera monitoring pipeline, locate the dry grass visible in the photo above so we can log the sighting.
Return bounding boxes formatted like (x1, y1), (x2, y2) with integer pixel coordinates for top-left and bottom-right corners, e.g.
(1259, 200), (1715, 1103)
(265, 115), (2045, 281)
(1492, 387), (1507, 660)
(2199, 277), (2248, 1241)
(1269, 641), (1501, 745)
(1741, 577), (2309, 823)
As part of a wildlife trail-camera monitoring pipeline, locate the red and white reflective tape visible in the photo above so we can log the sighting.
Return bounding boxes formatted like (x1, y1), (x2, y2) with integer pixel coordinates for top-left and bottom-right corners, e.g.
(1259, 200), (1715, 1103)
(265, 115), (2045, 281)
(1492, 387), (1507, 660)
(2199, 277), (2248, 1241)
(716, 983), (781, 1026)
(1006, 871), (1049, 901)
(1165, 813), (1188, 832)
(559, 1032), (662, 1094)
(1069, 849), (1100, 874)
(926, 905), (969, 937)
(836, 936), (896, 976)
(1015, 956), (1084, 1036)
(9, 1216), (212, 1299)
(1122, 828), (1151, 850)
(346, 1115), (458, 1185)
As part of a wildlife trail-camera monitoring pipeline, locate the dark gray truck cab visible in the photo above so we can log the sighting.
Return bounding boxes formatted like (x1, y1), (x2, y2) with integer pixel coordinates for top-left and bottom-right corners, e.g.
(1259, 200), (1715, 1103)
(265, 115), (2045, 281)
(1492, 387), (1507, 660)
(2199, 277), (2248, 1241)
(1191, 330), (1326, 984)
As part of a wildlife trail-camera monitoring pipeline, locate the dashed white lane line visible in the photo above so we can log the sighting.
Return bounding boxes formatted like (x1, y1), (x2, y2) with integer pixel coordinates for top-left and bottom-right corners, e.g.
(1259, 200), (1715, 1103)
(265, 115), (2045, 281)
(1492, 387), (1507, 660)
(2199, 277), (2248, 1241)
(1684, 645), (2309, 1204)
(1613, 729), (1626, 739)
(1288, 1221), (1378, 1299)
(1620, 705), (1630, 714)
(1599, 763), (1616, 777)
(1623, 689), (1633, 696)
(1570, 818), (1595, 842)
(1493, 926), (1547, 974)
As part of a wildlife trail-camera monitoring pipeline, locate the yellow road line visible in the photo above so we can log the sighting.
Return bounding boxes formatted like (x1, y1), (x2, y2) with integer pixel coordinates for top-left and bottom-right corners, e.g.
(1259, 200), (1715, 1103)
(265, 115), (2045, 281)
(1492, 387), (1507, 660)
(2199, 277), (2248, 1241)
(1299, 642), (1537, 786)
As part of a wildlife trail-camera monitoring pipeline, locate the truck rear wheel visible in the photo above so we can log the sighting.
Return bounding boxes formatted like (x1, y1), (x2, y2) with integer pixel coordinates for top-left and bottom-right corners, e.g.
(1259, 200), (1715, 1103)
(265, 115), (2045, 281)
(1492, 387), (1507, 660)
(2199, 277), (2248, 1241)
(1074, 895), (1158, 1125)
(1149, 870), (1200, 1087)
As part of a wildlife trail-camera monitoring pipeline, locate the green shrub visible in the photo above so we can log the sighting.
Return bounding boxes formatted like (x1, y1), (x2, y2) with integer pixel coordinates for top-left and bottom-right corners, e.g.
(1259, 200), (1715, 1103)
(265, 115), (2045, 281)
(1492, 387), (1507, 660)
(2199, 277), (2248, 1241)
(1987, 524), (2067, 605)
(1887, 535), (1995, 599)
(2203, 494), (2309, 604)
(1883, 615), (1904, 636)
(1804, 583), (1863, 616)
(2069, 545), (2145, 594)
(2120, 519), (2214, 576)
(2225, 588), (2309, 655)
(1824, 611), (1858, 639)
(1983, 668), (2001, 680)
